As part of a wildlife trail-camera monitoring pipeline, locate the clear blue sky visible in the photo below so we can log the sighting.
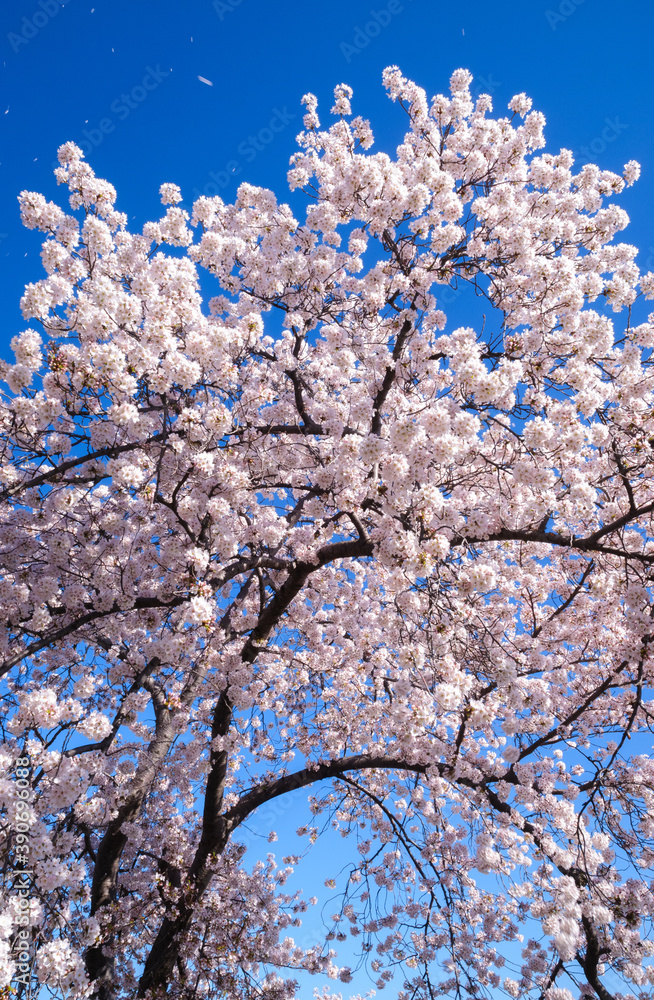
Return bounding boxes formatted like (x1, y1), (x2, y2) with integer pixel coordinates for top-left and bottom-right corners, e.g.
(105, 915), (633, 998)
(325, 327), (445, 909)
(1, 0), (654, 361)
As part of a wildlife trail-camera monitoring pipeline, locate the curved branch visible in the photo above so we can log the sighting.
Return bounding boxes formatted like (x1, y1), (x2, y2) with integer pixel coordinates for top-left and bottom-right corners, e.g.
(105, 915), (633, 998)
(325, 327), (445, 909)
(455, 520), (654, 563)
(0, 597), (185, 677)
(225, 754), (428, 830)
(0, 431), (168, 501)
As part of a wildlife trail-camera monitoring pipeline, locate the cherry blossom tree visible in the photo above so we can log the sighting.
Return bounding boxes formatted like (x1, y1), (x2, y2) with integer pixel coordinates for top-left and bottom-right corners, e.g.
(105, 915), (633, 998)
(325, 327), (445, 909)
(1, 66), (654, 1000)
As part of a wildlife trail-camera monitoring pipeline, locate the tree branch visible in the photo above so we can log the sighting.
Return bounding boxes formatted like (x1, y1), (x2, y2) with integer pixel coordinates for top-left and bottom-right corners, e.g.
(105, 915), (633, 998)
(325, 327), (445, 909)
(370, 318), (412, 436)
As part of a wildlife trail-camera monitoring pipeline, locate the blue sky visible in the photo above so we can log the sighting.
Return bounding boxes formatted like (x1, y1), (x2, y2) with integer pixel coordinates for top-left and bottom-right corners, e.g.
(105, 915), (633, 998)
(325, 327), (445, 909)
(1, 0), (654, 361)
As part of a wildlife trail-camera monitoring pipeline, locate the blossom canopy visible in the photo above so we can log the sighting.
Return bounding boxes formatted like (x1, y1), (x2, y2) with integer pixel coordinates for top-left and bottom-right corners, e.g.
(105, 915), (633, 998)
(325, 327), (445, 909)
(1, 67), (654, 1000)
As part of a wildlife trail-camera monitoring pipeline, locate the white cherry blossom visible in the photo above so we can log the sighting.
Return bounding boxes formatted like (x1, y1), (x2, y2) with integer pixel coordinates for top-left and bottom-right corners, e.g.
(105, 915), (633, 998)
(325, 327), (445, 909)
(1, 69), (654, 1000)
